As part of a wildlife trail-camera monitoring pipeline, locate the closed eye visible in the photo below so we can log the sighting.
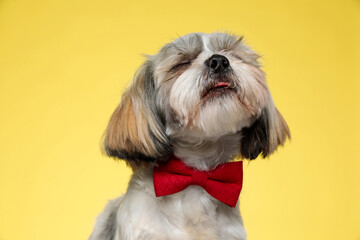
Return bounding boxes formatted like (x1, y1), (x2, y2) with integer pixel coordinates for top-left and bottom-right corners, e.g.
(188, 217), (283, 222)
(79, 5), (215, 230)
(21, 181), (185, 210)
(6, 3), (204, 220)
(169, 61), (191, 72)
(232, 54), (243, 61)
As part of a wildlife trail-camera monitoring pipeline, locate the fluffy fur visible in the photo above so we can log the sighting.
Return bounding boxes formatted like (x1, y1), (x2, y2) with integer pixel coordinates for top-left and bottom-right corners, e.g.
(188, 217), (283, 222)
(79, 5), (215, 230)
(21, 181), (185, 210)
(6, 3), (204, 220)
(89, 32), (290, 240)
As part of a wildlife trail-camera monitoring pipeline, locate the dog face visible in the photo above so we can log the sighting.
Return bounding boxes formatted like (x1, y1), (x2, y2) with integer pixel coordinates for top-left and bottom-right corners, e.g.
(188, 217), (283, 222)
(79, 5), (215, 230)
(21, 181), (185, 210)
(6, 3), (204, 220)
(104, 32), (290, 164)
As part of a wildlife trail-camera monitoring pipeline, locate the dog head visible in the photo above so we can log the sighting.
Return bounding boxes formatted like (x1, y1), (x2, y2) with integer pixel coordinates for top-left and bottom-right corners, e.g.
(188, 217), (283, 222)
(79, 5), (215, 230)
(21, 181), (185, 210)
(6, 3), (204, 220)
(103, 32), (290, 166)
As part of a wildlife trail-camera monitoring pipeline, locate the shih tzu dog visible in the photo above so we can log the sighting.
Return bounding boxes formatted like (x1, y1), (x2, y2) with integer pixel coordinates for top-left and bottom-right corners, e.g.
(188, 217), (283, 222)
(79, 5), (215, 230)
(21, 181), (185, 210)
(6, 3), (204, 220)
(89, 32), (290, 240)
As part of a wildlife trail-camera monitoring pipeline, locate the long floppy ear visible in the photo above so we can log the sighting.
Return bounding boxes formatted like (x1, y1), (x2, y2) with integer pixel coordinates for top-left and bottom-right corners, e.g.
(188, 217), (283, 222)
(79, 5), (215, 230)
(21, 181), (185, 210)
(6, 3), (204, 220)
(103, 62), (172, 163)
(240, 96), (290, 160)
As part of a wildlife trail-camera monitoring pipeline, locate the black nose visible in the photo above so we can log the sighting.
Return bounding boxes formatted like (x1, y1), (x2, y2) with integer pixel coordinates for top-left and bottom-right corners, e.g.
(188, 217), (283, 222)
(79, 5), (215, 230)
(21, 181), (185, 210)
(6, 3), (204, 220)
(206, 54), (230, 73)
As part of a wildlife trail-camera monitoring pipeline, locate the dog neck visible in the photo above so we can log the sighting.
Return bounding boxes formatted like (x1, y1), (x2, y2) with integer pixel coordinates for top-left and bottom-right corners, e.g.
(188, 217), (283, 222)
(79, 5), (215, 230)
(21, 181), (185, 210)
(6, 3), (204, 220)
(171, 133), (242, 171)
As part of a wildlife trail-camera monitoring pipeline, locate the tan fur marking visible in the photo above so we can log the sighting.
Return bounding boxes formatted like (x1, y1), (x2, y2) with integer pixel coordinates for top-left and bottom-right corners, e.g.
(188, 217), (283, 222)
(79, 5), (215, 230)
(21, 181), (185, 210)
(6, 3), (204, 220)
(104, 91), (158, 160)
(266, 99), (291, 154)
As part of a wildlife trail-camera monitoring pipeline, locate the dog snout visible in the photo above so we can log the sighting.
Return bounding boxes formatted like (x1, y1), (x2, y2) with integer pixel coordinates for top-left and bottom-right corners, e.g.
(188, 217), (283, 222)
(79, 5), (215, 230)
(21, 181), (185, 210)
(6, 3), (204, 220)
(205, 54), (230, 74)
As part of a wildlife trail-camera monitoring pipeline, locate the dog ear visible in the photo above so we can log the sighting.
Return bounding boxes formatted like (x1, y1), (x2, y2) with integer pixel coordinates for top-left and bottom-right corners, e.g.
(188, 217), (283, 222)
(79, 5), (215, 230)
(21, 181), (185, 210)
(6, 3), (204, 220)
(103, 62), (172, 164)
(240, 96), (290, 160)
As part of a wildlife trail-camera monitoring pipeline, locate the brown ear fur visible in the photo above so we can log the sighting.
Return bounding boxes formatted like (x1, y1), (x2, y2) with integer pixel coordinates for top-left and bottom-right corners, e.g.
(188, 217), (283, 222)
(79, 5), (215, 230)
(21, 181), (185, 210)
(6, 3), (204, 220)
(240, 96), (290, 160)
(104, 62), (172, 163)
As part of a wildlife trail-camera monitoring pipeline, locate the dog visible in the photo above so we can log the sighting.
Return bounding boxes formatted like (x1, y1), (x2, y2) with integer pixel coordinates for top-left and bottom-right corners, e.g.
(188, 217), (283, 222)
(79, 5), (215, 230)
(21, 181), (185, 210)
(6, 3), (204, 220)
(89, 32), (290, 240)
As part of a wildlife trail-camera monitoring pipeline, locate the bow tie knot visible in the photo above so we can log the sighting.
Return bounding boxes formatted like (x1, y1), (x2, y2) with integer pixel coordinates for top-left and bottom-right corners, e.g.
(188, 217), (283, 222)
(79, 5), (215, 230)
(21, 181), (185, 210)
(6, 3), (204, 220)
(190, 171), (208, 188)
(153, 156), (243, 207)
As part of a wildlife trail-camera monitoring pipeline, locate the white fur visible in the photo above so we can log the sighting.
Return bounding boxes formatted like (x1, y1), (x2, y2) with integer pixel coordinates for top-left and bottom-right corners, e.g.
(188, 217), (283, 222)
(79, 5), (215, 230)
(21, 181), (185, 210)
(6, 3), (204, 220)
(201, 34), (211, 52)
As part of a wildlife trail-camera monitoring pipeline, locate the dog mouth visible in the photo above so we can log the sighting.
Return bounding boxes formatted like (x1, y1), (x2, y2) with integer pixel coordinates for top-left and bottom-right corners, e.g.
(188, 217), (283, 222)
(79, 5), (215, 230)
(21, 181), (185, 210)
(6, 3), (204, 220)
(202, 81), (234, 99)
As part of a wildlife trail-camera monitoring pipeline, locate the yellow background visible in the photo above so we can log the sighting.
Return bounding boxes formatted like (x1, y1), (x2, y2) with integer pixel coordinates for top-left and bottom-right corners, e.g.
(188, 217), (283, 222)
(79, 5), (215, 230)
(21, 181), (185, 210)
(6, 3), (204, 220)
(1, 0), (359, 239)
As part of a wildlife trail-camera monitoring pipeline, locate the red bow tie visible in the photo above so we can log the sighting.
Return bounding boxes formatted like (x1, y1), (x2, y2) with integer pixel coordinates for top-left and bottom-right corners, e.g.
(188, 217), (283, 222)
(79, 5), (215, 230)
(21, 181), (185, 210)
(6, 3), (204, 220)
(153, 156), (243, 207)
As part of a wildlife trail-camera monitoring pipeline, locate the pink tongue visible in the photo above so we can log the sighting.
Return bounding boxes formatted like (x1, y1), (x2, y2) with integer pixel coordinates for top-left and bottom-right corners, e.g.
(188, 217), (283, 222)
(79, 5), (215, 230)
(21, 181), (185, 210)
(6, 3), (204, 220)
(214, 82), (229, 88)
